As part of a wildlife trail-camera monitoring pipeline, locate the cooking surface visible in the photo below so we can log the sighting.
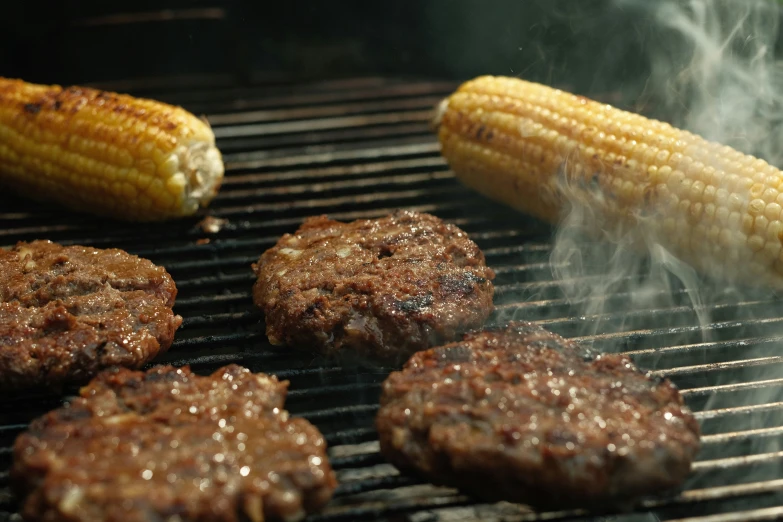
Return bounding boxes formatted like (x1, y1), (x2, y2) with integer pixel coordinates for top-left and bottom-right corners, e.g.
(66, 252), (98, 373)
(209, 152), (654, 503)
(2, 76), (783, 521)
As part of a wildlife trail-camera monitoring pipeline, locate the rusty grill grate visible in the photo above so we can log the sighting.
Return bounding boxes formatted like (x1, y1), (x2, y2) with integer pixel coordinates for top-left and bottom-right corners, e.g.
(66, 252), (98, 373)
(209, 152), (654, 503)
(1, 76), (783, 521)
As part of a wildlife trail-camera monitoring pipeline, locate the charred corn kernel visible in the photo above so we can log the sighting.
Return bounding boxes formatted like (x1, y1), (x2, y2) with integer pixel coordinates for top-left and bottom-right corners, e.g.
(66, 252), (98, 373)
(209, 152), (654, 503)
(434, 75), (783, 290)
(0, 77), (224, 221)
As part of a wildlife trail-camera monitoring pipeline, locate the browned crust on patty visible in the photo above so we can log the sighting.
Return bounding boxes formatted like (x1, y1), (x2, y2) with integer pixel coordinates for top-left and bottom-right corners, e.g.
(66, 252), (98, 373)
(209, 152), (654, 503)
(376, 322), (701, 509)
(251, 211), (496, 362)
(0, 240), (182, 390)
(12, 364), (337, 522)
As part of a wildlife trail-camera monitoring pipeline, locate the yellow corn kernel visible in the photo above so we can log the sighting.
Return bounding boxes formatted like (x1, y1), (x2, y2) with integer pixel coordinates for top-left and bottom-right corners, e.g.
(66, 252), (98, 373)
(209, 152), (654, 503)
(434, 75), (783, 290)
(0, 77), (225, 221)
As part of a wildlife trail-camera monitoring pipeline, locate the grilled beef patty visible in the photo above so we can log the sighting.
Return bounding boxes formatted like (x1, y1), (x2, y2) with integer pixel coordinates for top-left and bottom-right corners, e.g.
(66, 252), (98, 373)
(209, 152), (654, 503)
(376, 322), (701, 509)
(12, 364), (337, 522)
(0, 240), (182, 390)
(252, 211), (495, 362)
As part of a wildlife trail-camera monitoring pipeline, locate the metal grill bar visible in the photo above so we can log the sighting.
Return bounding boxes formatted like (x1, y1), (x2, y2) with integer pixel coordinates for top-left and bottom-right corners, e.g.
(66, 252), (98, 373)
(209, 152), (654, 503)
(2, 76), (783, 522)
(223, 142), (440, 170)
(158, 80), (457, 114)
(668, 507), (783, 522)
(212, 110), (434, 139)
(682, 377), (783, 396)
(221, 157), (448, 185)
(206, 95), (446, 126)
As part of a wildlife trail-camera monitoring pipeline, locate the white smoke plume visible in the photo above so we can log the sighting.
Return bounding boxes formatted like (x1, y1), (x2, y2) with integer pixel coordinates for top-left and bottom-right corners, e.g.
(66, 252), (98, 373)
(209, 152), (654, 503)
(547, 0), (783, 349)
(542, 0), (783, 492)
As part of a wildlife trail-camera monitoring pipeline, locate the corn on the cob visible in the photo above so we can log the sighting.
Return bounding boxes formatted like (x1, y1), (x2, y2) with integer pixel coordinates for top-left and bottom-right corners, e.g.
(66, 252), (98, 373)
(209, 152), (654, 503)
(434, 75), (783, 290)
(0, 77), (224, 221)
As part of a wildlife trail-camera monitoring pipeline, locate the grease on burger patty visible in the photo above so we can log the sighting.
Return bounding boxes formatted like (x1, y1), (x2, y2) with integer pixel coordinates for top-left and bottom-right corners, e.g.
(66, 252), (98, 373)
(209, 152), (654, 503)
(252, 211), (495, 362)
(376, 322), (701, 509)
(12, 364), (337, 522)
(0, 240), (182, 390)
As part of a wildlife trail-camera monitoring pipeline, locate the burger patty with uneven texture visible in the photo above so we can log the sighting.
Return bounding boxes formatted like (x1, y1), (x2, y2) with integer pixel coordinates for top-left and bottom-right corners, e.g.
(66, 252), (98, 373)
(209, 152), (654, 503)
(0, 240), (182, 390)
(12, 364), (337, 522)
(376, 322), (701, 509)
(252, 211), (495, 362)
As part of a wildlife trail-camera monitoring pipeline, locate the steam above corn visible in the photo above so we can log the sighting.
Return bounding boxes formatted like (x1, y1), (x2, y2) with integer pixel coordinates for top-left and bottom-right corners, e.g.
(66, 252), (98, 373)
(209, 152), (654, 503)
(434, 75), (783, 290)
(0, 78), (224, 221)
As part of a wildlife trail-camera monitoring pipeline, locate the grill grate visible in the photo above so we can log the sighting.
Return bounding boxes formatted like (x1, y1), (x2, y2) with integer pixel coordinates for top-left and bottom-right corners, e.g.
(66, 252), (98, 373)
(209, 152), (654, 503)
(2, 76), (783, 521)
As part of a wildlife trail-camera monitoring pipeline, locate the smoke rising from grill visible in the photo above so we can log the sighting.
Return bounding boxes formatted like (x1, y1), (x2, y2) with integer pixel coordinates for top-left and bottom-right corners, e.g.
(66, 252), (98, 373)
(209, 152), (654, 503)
(540, 0), (783, 342)
(640, 0), (783, 163)
(537, 0), (783, 494)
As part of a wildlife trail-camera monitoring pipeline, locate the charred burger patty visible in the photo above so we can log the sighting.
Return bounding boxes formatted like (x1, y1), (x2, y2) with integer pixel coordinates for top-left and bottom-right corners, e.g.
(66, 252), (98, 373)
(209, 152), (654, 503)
(0, 240), (182, 390)
(252, 211), (495, 362)
(12, 364), (337, 522)
(376, 322), (701, 509)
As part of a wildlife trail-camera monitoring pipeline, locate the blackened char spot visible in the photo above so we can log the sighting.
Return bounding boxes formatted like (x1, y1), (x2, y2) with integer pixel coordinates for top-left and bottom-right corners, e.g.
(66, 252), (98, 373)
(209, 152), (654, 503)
(378, 246), (393, 259)
(94, 341), (108, 359)
(24, 103), (41, 114)
(467, 272), (487, 284)
(439, 271), (486, 294)
(476, 125), (485, 139)
(394, 294), (434, 313)
(303, 301), (323, 317)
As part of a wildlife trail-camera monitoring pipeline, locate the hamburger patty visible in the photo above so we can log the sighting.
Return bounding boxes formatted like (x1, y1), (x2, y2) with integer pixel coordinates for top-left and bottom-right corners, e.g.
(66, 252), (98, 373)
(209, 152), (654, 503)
(12, 364), (337, 522)
(0, 240), (182, 390)
(376, 322), (701, 509)
(252, 211), (495, 362)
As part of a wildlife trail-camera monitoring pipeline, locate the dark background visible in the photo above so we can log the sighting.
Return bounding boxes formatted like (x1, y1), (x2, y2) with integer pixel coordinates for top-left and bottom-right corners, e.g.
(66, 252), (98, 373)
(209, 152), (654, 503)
(5, 0), (783, 121)
(1, 1), (655, 98)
